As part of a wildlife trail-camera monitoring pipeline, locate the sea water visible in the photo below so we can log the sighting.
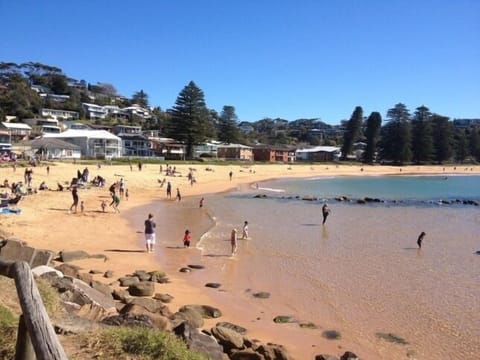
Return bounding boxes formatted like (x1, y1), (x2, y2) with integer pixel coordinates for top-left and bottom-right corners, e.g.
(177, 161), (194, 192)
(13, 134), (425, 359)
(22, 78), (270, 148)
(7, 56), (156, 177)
(153, 175), (480, 359)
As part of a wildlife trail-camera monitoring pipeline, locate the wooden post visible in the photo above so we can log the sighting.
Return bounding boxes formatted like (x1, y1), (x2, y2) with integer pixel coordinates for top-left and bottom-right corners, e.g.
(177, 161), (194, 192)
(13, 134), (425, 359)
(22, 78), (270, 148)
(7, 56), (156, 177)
(0, 260), (68, 360)
(15, 315), (36, 360)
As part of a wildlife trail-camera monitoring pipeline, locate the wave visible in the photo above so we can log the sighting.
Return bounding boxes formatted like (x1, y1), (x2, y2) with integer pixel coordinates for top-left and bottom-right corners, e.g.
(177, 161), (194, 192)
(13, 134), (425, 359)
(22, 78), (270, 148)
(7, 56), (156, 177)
(257, 187), (285, 193)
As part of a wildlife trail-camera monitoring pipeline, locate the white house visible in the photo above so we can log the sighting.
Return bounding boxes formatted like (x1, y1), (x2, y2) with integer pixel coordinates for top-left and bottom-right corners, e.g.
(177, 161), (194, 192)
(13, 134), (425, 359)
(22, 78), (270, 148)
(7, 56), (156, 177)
(296, 146), (341, 162)
(43, 129), (122, 159)
(82, 103), (108, 119)
(15, 137), (81, 160)
(40, 108), (79, 121)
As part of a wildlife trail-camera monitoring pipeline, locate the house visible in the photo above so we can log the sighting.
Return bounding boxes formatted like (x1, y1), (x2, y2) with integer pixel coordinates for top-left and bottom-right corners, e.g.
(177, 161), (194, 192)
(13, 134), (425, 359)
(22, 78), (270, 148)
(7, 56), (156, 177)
(193, 141), (222, 158)
(123, 105), (150, 119)
(40, 108), (79, 121)
(43, 129), (122, 159)
(0, 130), (11, 153)
(296, 146), (341, 162)
(63, 121), (90, 130)
(118, 133), (152, 157)
(23, 118), (61, 136)
(113, 125), (142, 135)
(0, 122), (32, 142)
(253, 145), (296, 162)
(14, 137), (81, 160)
(82, 103), (108, 120)
(217, 143), (253, 161)
(150, 138), (186, 160)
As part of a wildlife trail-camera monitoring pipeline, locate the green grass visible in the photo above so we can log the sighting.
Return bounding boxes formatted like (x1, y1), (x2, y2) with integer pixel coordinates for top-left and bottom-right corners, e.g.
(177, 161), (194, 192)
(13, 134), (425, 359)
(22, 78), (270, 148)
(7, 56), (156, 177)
(0, 304), (18, 359)
(35, 277), (63, 319)
(80, 327), (208, 360)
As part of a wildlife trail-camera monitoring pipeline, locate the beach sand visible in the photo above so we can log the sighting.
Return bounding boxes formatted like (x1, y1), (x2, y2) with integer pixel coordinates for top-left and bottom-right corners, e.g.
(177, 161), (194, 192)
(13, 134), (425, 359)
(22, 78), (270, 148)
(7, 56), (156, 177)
(1, 161), (478, 359)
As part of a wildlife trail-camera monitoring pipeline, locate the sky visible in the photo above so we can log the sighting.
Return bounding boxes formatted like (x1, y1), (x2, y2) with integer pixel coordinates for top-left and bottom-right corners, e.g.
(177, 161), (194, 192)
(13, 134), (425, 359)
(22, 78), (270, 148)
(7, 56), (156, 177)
(1, 0), (479, 125)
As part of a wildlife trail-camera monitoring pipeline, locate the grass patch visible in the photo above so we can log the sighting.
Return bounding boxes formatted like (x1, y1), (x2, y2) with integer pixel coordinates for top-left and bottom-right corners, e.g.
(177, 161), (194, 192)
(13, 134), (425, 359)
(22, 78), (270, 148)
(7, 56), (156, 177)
(0, 304), (18, 359)
(35, 277), (63, 319)
(79, 327), (208, 360)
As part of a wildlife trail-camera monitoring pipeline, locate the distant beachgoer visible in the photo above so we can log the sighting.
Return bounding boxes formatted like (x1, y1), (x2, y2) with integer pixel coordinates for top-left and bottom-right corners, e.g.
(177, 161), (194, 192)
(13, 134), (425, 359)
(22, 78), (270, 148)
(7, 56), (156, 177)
(119, 178), (125, 198)
(417, 232), (426, 249)
(144, 213), (156, 253)
(109, 183), (116, 195)
(176, 188), (181, 202)
(166, 182), (172, 198)
(229, 171), (233, 181)
(101, 200), (107, 212)
(125, 189), (129, 201)
(110, 193), (120, 213)
(231, 229), (238, 256)
(242, 221), (249, 239)
(80, 201), (85, 213)
(70, 186), (79, 213)
(46, 165), (50, 175)
(322, 204), (330, 225)
(183, 229), (191, 248)
(199, 197), (204, 208)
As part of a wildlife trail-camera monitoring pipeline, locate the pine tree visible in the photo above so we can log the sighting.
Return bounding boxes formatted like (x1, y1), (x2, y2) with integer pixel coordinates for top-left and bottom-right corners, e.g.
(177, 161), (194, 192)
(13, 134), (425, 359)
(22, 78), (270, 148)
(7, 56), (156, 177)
(411, 105), (433, 164)
(218, 105), (240, 143)
(340, 106), (363, 160)
(363, 112), (382, 163)
(379, 103), (411, 164)
(431, 114), (453, 164)
(167, 81), (211, 158)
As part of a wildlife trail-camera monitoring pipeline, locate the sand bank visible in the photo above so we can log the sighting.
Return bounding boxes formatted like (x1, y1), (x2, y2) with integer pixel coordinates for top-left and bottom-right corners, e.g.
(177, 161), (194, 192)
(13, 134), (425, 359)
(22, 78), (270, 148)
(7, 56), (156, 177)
(1, 162), (478, 359)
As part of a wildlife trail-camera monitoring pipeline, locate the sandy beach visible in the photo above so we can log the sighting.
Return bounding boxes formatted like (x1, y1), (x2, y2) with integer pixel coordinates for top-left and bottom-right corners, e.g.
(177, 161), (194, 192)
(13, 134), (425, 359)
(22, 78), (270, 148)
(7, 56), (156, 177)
(1, 161), (479, 359)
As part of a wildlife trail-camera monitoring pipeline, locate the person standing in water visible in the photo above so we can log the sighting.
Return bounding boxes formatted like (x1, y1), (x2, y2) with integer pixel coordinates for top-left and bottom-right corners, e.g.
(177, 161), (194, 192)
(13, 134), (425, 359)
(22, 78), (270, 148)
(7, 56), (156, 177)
(144, 213), (156, 253)
(231, 229), (238, 256)
(242, 221), (249, 239)
(417, 232), (426, 248)
(322, 203), (331, 225)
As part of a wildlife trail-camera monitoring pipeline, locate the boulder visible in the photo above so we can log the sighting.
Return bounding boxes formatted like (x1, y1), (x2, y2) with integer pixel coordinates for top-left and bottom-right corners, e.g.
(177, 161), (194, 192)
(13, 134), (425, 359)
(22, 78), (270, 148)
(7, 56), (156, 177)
(0, 239), (54, 267)
(179, 267), (192, 273)
(104, 270), (114, 278)
(102, 313), (154, 328)
(55, 263), (82, 278)
(128, 281), (155, 297)
(119, 276), (140, 287)
(211, 325), (244, 352)
(124, 297), (167, 314)
(216, 322), (247, 335)
(180, 304), (222, 319)
(322, 330), (341, 340)
(59, 250), (90, 262)
(252, 292), (270, 299)
(120, 304), (171, 331)
(273, 315), (295, 324)
(77, 272), (93, 284)
(32, 265), (63, 278)
(112, 288), (131, 302)
(315, 355), (339, 360)
(173, 322), (225, 360)
(257, 343), (291, 360)
(205, 282), (222, 288)
(172, 308), (205, 328)
(90, 280), (113, 298)
(133, 270), (151, 281)
(340, 351), (359, 360)
(153, 293), (174, 303)
(230, 349), (265, 360)
(188, 264), (205, 270)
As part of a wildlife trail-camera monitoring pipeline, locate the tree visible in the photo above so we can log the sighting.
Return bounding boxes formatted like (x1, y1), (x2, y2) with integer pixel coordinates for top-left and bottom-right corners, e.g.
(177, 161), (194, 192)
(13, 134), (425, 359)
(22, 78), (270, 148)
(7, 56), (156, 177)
(411, 105), (433, 164)
(453, 128), (469, 163)
(218, 105), (240, 143)
(469, 127), (480, 162)
(363, 112), (382, 163)
(431, 114), (453, 164)
(167, 81), (211, 158)
(340, 106), (363, 160)
(379, 103), (412, 164)
(132, 90), (149, 107)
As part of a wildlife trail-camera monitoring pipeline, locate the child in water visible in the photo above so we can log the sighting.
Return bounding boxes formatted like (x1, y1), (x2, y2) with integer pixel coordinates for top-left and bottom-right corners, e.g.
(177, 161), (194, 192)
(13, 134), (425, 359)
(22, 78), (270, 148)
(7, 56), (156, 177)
(183, 229), (191, 248)
(231, 229), (238, 256)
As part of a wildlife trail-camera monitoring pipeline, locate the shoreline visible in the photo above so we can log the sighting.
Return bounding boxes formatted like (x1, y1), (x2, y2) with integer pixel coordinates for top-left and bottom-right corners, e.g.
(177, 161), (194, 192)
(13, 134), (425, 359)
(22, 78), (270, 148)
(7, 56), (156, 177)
(1, 162), (479, 359)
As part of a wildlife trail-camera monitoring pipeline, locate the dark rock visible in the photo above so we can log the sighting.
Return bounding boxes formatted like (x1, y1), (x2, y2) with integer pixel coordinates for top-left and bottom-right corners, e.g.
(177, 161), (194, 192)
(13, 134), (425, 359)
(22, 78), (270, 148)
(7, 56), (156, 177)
(128, 281), (155, 297)
(153, 293), (174, 303)
(475, 250), (480, 255)
(211, 325), (244, 352)
(356, 199), (366, 204)
(315, 355), (339, 360)
(120, 304), (171, 331)
(102, 313), (154, 328)
(133, 270), (151, 281)
(104, 270), (114, 278)
(188, 264), (205, 270)
(149, 270), (168, 282)
(216, 321), (247, 335)
(89, 269), (103, 274)
(302, 196), (317, 201)
(180, 304), (222, 319)
(299, 322), (317, 329)
(375, 332), (408, 345)
(230, 349), (264, 360)
(90, 280), (113, 298)
(119, 276), (140, 287)
(173, 322), (225, 360)
(206, 282), (222, 288)
(124, 297), (168, 314)
(179, 267), (192, 273)
(59, 250), (90, 262)
(55, 263), (82, 278)
(172, 308), (205, 328)
(257, 343), (291, 360)
(273, 315), (295, 323)
(340, 351), (359, 360)
(252, 292), (270, 299)
(253, 194), (268, 198)
(335, 196), (348, 202)
(322, 330), (341, 340)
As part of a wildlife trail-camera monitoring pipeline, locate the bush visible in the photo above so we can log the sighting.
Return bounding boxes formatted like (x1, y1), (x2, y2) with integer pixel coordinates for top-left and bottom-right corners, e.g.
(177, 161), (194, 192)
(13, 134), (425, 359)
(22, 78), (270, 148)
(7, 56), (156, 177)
(81, 327), (207, 360)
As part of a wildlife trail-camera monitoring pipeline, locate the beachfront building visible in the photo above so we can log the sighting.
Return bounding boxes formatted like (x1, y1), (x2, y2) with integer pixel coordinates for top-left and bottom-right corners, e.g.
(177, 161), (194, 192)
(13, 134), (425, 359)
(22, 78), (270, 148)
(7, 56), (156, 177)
(217, 143), (253, 161)
(112, 125), (142, 135)
(193, 141), (222, 159)
(43, 129), (122, 159)
(118, 133), (152, 157)
(23, 118), (62, 136)
(82, 103), (108, 120)
(40, 108), (79, 121)
(253, 145), (296, 162)
(14, 137), (81, 160)
(0, 122), (32, 142)
(296, 146), (341, 162)
(150, 137), (186, 160)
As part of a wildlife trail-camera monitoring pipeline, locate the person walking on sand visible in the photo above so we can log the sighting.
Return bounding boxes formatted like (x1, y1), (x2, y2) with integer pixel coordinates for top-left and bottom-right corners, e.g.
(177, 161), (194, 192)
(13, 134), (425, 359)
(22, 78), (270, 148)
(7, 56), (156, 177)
(110, 193), (120, 213)
(231, 228), (238, 256)
(199, 197), (204, 208)
(183, 229), (191, 248)
(242, 221), (249, 239)
(101, 200), (107, 212)
(229, 171), (233, 181)
(166, 182), (172, 198)
(144, 213), (156, 253)
(176, 188), (182, 202)
(322, 203), (331, 225)
(70, 185), (79, 213)
(417, 231), (426, 249)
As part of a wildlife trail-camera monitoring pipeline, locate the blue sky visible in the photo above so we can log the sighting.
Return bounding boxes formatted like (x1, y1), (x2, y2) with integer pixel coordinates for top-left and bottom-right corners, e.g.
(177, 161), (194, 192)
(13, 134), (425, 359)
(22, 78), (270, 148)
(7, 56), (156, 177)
(1, 0), (479, 124)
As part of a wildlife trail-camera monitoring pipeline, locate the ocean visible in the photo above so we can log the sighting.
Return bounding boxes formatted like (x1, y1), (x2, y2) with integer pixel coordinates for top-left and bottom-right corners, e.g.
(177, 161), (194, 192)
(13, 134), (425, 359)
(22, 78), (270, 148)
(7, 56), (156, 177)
(140, 175), (480, 359)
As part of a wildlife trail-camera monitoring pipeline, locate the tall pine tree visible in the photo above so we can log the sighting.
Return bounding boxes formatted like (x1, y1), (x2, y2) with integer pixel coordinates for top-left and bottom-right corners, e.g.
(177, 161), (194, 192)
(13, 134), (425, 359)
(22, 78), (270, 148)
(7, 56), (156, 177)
(340, 106), (363, 160)
(379, 103), (412, 164)
(218, 105), (240, 143)
(411, 105), (433, 164)
(431, 114), (453, 164)
(167, 81), (211, 158)
(363, 112), (382, 163)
